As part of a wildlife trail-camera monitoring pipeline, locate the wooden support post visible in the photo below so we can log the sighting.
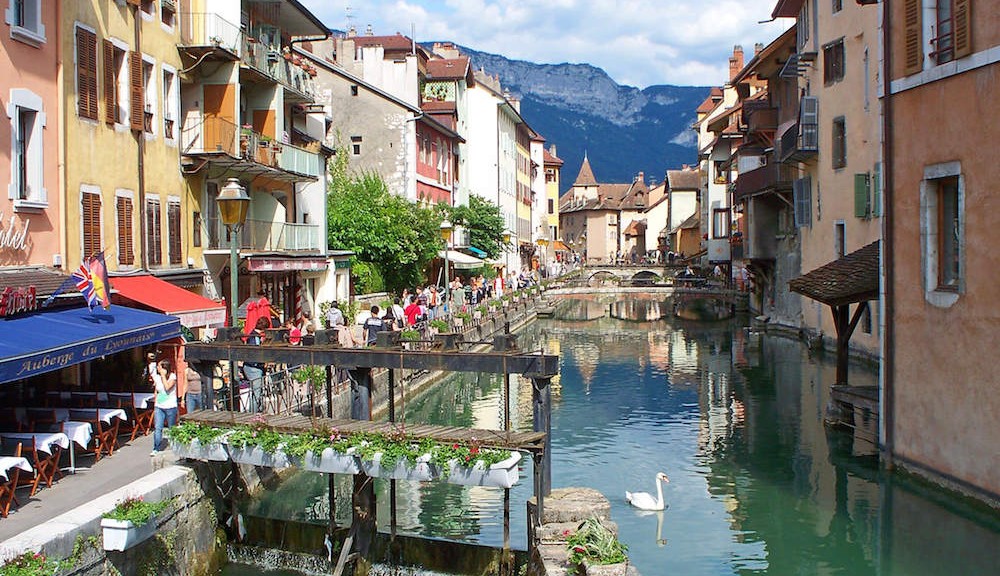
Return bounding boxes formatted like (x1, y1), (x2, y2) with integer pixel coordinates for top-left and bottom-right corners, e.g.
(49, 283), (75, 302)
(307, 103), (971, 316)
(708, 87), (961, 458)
(388, 368), (396, 423)
(325, 365), (333, 419)
(531, 375), (552, 497)
(349, 368), (373, 421)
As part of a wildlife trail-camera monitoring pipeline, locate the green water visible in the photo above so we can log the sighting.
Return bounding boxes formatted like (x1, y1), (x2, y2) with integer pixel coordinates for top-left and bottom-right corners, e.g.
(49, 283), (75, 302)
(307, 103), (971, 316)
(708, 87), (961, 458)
(235, 301), (1000, 575)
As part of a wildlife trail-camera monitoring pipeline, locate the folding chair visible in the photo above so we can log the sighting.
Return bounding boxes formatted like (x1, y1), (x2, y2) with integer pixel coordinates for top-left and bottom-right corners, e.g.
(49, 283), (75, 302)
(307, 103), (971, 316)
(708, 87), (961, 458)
(0, 443), (23, 517)
(20, 438), (61, 496)
(131, 393), (154, 441)
(69, 409), (117, 461)
(27, 409), (58, 433)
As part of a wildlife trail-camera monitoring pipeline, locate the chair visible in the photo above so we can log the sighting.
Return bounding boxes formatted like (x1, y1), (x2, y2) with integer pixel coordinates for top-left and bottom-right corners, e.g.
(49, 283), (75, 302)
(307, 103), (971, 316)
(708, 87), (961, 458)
(27, 409), (58, 433)
(131, 393), (154, 441)
(20, 438), (61, 496)
(111, 398), (139, 443)
(69, 409), (118, 461)
(0, 443), (23, 517)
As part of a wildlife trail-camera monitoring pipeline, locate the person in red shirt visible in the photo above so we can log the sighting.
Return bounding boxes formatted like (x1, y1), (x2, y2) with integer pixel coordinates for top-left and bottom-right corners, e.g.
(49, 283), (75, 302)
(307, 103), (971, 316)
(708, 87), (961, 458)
(403, 295), (421, 326)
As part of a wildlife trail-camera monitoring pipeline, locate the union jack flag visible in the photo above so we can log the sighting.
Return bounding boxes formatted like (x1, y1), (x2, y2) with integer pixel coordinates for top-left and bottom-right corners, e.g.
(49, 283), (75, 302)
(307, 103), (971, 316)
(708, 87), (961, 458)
(72, 252), (110, 310)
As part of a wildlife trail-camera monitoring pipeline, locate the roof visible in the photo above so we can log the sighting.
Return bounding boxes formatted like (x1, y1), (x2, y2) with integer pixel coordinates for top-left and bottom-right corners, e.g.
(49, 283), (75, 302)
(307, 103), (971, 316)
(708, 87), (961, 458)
(426, 57), (471, 81)
(351, 33), (417, 52)
(0, 267), (75, 297)
(297, 47), (423, 114)
(696, 87), (724, 114)
(573, 156), (598, 187)
(667, 169), (701, 191)
(732, 27), (798, 83)
(772, 0), (807, 18)
(623, 220), (646, 236)
(111, 275), (226, 328)
(543, 148), (563, 166)
(789, 241), (880, 307)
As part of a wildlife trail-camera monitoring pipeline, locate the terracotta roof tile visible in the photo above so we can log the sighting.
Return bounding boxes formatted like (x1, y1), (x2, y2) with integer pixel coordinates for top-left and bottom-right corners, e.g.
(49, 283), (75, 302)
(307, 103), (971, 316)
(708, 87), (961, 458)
(426, 57), (470, 80)
(351, 33), (415, 52)
(543, 149), (563, 166)
(573, 156), (598, 186)
(0, 266), (77, 298)
(789, 241), (880, 307)
(667, 169), (701, 190)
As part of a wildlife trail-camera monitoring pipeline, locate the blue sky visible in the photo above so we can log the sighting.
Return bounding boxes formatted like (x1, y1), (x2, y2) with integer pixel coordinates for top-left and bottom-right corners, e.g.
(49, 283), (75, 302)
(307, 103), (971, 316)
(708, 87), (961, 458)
(297, 0), (791, 88)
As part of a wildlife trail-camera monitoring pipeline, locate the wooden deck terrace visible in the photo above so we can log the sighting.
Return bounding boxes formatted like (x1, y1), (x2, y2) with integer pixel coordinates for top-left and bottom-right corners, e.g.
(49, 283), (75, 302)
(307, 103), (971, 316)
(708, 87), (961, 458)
(181, 409), (547, 453)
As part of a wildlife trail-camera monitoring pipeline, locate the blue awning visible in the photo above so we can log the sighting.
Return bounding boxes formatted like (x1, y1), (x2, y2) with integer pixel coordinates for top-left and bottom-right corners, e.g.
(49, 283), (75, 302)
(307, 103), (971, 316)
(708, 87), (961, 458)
(466, 246), (488, 258)
(0, 306), (182, 384)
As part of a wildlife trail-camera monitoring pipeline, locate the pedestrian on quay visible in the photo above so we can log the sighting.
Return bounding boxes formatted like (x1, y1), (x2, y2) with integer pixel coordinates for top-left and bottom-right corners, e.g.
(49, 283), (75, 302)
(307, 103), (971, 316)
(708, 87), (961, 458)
(184, 363), (203, 412)
(151, 359), (178, 456)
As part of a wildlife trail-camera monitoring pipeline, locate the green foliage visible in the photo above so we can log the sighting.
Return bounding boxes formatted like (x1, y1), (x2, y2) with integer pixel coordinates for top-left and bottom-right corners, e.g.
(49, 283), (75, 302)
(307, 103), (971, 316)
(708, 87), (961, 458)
(429, 319), (450, 332)
(399, 329), (420, 341)
(226, 415), (285, 454)
(327, 147), (440, 293)
(350, 260), (384, 295)
(282, 427), (353, 459)
(447, 195), (507, 258)
(293, 365), (326, 391)
(454, 311), (471, 321)
(165, 421), (225, 445)
(566, 517), (629, 567)
(0, 551), (66, 576)
(429, 439), (512, 478)
(103, 495), (171, 526)
(475, 304), (489, 315)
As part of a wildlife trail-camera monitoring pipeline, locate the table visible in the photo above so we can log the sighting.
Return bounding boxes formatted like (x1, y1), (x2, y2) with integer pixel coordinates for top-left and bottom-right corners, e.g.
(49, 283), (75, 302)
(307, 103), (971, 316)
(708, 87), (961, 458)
(107, 392), (154, 409)
(0, 456), (32, 517)
(0, 432), (68, 495)
(0, 432), (69, 455)
(0, 456), (31, 482)
(17, 407), (128, 425)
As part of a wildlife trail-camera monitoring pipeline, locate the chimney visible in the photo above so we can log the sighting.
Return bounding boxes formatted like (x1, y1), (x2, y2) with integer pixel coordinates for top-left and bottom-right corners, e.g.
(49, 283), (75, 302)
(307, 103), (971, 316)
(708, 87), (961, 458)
(549, 144), (557, 157)
(636, 171), (644, 184)
(347, 25), (357, 38)
(755, 42), (765, 56)
(729, 45), (744, 81)
(365, 24), (373, 36)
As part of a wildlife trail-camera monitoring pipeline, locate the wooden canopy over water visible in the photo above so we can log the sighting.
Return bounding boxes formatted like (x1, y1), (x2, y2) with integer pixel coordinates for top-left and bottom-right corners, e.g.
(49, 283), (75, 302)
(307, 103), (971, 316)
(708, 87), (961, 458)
(181, 409), (547, 453)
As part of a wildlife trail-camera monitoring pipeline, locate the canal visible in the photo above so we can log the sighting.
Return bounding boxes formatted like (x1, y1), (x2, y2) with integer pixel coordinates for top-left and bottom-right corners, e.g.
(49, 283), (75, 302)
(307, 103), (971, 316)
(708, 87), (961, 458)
(241, 298), (1000, 575)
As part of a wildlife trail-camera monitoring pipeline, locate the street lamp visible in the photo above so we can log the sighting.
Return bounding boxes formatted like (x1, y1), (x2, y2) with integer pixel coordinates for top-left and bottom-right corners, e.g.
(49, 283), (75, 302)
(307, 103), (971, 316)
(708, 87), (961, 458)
(440, 219), (453, 309)
(536, 237), (548, 277)
(502, 229), (512, 280)
(217, 178), (250, 330)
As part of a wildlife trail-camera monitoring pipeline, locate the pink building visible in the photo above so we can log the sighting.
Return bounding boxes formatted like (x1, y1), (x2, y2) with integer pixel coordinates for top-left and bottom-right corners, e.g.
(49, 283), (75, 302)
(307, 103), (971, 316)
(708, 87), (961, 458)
(415, 116), (461, 205)
(0, 1), (60, 269)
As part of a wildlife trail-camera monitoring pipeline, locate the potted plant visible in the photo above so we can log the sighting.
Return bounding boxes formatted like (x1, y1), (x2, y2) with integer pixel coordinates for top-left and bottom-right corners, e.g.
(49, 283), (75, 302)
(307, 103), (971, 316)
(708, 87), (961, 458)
(429, 318), (450, 334)
(0, 551), (65, 574)
(294, 365), (326, 391)
(566, 517), (629, 575)
(226, 414), (291, 468)
(355, 431), (435, 481)
(101, 495), (171, 551)
(430, 440), (521, 488)
(475, 304), (489, 320)
(166, 421), (229, 461)
(284, 427), (359, 475)
(453, 311), (470, 328)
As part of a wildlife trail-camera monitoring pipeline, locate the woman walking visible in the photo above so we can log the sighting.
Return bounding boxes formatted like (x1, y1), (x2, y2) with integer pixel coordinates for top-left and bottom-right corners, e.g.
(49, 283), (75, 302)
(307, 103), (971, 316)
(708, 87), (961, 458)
(151, 359), (178, 456)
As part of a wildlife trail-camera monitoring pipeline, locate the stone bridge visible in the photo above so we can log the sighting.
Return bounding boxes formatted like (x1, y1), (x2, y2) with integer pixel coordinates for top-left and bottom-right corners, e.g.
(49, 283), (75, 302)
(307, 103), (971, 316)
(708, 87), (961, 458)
(575, 264), (684, 284)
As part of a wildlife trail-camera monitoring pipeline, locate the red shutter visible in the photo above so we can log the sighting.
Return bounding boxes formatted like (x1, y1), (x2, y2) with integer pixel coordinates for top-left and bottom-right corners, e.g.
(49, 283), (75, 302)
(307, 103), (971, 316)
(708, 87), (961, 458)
(129, 51), (144, 131)
(903, 0), (923, 75)
(76, 28), (98, 120)
(103, 40), (117, 125)
(952, 0), (972, 59)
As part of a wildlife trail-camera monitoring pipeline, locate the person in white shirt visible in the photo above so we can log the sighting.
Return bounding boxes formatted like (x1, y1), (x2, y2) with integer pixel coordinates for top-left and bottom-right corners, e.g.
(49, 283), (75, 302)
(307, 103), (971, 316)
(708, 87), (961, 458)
(151, 359), (178, 456)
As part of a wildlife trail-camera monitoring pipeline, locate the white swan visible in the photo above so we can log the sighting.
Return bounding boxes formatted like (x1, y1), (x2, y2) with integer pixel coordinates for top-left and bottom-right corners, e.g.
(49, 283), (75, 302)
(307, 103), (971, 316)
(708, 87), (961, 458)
(626, 472), (669, 511)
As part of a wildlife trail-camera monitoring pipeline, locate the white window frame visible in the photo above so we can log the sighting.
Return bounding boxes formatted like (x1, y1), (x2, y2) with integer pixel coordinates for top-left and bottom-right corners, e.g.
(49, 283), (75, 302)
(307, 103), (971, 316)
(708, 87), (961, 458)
(80, 184), (102, 261)
(5, 0), (45, 46)
(6, 88), (46, 210)
(142, 54), (157, 139)
(920, 161), (965, 308)
(115, 189), (135, 268)
(109, 37), (129, 131)
(160, 0), (176, 33)
(161, 63), (178, 144)
(167, 195), (181, 265)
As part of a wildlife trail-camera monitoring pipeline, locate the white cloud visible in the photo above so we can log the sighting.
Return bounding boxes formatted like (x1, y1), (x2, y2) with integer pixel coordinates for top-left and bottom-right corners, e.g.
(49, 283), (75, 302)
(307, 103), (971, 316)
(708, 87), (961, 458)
(300, 0), (790, 87)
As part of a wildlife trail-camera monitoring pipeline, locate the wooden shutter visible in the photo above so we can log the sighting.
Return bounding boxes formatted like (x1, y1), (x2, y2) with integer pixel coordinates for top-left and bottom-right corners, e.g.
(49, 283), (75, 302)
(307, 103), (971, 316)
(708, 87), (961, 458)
(146, 199), (162, 265)
(116, 197), (134, 266)
(854, 173), (871, 218)
(872, 163), (882, 217)
(129, 51), (144, 131)
(168, 201), (182, 264)
(76, 28), (98, 120)
(903, 0), (923, 75)
(103, 40), (117, 125)
(952, 0), (972, 59)
(82, 193), (102, 258)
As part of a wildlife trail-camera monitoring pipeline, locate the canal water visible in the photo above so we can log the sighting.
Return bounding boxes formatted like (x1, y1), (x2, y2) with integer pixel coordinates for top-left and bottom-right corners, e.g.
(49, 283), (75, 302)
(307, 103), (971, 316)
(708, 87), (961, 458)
(237, 298), (1000, 575)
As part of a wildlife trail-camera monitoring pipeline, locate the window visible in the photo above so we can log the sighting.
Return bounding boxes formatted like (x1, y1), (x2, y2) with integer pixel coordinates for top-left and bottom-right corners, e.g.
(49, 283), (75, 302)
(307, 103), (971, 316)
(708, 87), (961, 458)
(712, 208), (730, 239)
(793, 176), (812, 228)
(6, 0), (45, 45)
(116, 193), (134, 266)
(823, 39), (844, 84)
(832, 0), (842, 12)
(167, 198), (181, 264)
(146, 196), (161, 265)
(76, 27), (98, 120)
(81, 188), (102, 259)
(920, 162), (964, 305)
(350, 84), (358, 96)
(7, 88), (46, 209)
(351, 135), (361, 155)
(161, 0), (175, 28)
(141, 58), (155, 133)
(832, 116), (846, 169)
(162, 66), (177, 139)
(834, 220), (845, 258)
(140, 0), (154, 19)
(192, 211), (201, 247)
(548, 198), (554, 214)
(713, 160), (727, 184)
(102, 39), (126, 125)
(861, 305), (872, 334)
(796, 0), (810, 50)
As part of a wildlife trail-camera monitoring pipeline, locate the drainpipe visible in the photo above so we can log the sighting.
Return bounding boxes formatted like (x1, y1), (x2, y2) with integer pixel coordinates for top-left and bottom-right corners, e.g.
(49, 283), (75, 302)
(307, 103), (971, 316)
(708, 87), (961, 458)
(133, 6), (148, 271)
(880, 0), (895, 469)
(56, 0), (66, 270)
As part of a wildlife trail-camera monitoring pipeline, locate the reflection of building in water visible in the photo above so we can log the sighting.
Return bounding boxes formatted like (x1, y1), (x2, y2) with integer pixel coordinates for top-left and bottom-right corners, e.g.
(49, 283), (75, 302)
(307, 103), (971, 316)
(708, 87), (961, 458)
(555, 298), (607, 320)
(609, 299), (668, 322)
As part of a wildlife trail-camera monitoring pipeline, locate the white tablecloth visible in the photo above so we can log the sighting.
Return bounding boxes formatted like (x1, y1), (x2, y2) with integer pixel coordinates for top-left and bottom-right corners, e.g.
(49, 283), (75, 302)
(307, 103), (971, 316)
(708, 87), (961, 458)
(107, 392), (154, 409)
(60, 421), (93, 449)
(0, 432), (70, 455)
(0, 456), (32, 482)
(19, 407), (128, 424)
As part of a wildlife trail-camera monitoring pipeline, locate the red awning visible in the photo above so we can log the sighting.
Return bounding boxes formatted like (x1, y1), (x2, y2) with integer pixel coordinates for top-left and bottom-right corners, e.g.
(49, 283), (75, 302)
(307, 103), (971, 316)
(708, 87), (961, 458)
(111, 275), (226, 328)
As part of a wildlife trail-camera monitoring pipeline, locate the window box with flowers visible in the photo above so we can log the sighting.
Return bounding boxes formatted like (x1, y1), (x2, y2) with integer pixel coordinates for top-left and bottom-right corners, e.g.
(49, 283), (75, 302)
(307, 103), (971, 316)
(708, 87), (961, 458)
(283, 426), (359, 475)
(225, 415), (292, 469)
(166, 421), (229, 461)
(0, 551), (66, 575)
(432, 440), (521, 488)
(101, 495), (172, 551)
(355, 432), (435, 481)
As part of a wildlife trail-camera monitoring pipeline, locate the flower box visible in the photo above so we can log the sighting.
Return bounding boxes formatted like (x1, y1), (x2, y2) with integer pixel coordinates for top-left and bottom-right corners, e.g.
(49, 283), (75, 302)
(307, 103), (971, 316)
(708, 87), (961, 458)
(102, 517), (158, 551)
(228, 445), (291, 468)
(170, 438), (229, 461)
(445, 451), (521, 488)
(300, 447), (359, 475)
(360, 452), (434, 481)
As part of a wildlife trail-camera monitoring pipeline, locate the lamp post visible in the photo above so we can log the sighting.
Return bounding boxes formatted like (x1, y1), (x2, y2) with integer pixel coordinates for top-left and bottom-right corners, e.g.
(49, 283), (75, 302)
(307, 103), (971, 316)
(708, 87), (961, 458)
(536, 237), (548, 277)
(440, 219), (453, 310)
(217, 178), (249, 411)
(502, 230), (512, 285)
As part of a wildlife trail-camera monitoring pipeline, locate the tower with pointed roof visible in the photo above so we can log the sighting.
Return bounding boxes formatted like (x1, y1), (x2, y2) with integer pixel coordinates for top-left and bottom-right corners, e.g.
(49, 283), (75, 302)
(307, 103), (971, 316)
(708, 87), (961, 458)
(571, 154), (600, 202)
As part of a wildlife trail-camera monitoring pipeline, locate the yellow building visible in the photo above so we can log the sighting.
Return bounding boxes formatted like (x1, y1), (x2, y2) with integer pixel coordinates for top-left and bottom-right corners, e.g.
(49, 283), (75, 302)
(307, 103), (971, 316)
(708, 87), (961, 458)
(515, 123), (532, 269)
(63, 1), (190, 278)
(544, 144), (563, 242)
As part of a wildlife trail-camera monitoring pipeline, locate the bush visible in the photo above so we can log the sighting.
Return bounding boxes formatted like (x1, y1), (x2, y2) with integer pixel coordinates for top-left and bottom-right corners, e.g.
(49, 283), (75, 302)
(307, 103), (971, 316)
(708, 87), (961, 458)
(566, 517), (628, 568)
(429, 319), (450, 332)
(103, 495), (171, 526)
(351, 260), (384, 295)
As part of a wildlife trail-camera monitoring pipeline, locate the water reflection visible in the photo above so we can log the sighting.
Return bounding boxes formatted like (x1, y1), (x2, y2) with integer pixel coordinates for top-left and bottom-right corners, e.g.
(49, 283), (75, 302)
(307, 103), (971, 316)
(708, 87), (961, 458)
(246, 310), (1000, 575)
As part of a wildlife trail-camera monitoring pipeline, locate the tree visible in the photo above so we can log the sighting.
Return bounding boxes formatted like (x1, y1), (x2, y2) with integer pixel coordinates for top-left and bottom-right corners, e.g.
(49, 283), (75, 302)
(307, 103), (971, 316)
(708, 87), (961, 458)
(327, 150), (440, 293)
(448, 195), (507, 259)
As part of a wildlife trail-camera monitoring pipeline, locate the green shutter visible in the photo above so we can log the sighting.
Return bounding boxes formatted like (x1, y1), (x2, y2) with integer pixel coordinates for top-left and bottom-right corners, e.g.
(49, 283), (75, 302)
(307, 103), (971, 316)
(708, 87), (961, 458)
(872, 163), (882, 217)
(854, 173), (870, 218)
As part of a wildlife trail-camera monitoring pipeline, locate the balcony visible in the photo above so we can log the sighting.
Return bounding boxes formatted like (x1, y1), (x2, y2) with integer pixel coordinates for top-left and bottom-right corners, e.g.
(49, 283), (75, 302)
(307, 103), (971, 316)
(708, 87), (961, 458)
(206, 217), (322, 252)
(181, 117), (323, 181)
(241, 38), (317, 101)
(734, 163), (794, 200)
(744, 105), (778, 135)
(779, 122), (818, 163)
(178, 12), (242, 57)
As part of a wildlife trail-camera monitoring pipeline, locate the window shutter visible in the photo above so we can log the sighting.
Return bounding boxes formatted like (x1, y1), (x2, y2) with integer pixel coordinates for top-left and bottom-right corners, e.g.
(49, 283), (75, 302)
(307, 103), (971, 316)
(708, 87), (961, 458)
(82, 193), (102, 258)
(168, 201), (182, 264)
(872, 163), (882, 217)
(103, 40), (117, 125)
(903, 0), (923, 75)
(799, 97), (819, 148)
(952, 0), (972, 59)
(146, 199), (162, 265)
(129, 51), (144, 131)
(794, 177), (813, 228)
(117, 197), (134, 265)
(854, 173), (871, 218)
(76, 28), (98, 120)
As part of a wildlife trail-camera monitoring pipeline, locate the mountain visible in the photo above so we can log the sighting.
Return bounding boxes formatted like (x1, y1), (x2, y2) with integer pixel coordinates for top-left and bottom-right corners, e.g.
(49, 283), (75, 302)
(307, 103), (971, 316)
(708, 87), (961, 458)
(457, 46), (711, 194)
